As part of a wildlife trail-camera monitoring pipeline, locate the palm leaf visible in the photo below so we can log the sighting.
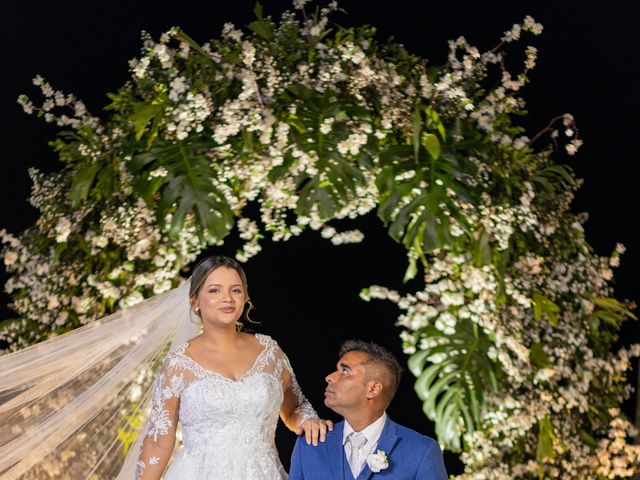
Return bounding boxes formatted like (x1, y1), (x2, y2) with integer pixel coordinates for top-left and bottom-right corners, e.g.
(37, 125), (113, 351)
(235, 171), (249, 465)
(532, 164), (576, 192)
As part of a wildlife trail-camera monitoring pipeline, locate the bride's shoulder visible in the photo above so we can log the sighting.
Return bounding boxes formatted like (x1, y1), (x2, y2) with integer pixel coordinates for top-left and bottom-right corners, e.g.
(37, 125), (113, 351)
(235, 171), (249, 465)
(159, 342), (189, 368)
(252, 333), (292, 359)
(169, 341), (190, 355)
(252, 332), (279, 348)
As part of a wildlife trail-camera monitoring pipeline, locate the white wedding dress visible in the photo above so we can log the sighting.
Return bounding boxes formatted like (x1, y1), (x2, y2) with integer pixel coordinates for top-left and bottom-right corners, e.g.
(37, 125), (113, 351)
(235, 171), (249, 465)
(135, 333), (316, 480)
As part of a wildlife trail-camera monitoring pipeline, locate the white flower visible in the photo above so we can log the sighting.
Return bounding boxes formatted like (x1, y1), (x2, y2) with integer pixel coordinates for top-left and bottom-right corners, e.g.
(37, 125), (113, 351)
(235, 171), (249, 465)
(3, 251), (18, 266)
(132, 57), (150, 78)
(91, 235), (109, 249)
(320, 117), (334, 134)
(366, 449), (389, 473)
(513, 136), (529, 150)
(54, 218), (72, 243)
(150, 166), (169, 178)
(121, 291), (145, 309)
(169, 76), (187, 101)
(330, 230), (364, 245)
(17, 95), (35, 114)
(221, 22), (243, 42)
(153, 280), (173, 295)
(523, 15), (543, 35)
(47, 295), (60, 310)
(129, 384), (142, 402)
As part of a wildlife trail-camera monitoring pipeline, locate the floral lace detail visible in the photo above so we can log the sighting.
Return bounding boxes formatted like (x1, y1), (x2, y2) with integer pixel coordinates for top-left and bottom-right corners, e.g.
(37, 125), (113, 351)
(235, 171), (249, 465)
(275, 345), (317, 424)
(146, 359), (189, 442)
(173, 335), (271, 382)
(135, 460), (146, 479)
(146, 405), (172, 442)
(136, 333), (316, 480)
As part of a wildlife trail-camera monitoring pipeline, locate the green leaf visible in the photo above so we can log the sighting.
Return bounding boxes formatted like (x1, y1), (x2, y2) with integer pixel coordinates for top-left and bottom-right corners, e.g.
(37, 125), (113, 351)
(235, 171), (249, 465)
(378, 144), (413, 166)
(578, 429), (598, 448)
(532, 164), (576, 191)
(248, 19), (274, 39)
(592, 297), (637, 320)
(376, 140), (476, 254)
(412, 105), (422, 163)
(422, 133), (440, 160)
(532, 291), (560, 327)
(131, 140), (233, 241)
(593, 310), (623, 327)
(132, 102), (164, 142)
(294, 146), (365, 220)
(97, 163), (117, 196)
(379, 179), (459, 251)
(173, 27), (215, 62)
(536, 416), (556, 475)
(473, 229), (492, 267)
(403, 257), (418, 283)
(409, 318), (500, 450)
(424, 106), (446, 141)
(69, 163), (99, 206)
(407, 349), (431, 377)
(287, 83), (314, 100)
(530, 342), (551, 369)
(53, 241), (68, 260)
(253, 1), (263, 19)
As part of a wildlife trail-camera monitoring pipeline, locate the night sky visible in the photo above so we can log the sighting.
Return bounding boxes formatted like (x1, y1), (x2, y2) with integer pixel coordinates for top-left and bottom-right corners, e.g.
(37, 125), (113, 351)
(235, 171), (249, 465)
(1, 1), (639, 474)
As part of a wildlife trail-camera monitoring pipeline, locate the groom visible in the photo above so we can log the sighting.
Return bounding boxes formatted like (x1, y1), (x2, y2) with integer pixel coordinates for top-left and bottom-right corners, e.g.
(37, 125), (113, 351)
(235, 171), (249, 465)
(289, 340), (448, 479)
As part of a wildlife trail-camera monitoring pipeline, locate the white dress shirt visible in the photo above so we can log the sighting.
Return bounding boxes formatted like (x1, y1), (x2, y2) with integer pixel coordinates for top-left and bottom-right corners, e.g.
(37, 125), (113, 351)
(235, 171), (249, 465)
(343, 412), (387, 477)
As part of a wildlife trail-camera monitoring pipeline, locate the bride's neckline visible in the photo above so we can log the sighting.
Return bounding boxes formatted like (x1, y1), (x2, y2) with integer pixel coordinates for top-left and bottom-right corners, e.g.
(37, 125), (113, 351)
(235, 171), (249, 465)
(177, 333), (271, 383)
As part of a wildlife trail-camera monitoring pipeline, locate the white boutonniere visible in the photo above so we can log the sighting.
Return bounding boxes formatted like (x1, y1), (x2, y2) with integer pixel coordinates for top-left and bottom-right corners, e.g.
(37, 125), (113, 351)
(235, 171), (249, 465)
(366, 449), (389, 473)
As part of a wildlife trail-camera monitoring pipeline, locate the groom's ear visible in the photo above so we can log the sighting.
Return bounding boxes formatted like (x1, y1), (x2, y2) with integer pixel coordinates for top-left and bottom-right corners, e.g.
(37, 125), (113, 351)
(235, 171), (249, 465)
(365, 380), (383, 399)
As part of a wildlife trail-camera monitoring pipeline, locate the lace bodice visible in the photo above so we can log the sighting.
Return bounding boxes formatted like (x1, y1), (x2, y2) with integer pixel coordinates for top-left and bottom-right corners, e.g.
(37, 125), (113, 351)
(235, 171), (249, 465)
(136, 334), (317, 479)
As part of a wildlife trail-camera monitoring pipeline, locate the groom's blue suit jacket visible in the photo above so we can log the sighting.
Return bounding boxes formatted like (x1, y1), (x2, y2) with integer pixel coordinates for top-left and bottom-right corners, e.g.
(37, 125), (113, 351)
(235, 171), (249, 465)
(288, 418), (448, 480)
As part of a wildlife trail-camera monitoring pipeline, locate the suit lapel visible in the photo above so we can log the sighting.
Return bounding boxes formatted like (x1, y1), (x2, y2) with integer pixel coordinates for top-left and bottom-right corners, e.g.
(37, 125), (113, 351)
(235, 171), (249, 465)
(326, 420), (346, 480)
(357, 419), (398, 480)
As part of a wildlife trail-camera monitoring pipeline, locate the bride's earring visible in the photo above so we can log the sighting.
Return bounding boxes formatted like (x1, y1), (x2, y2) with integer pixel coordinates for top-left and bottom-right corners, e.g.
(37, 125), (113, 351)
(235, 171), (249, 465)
(195, 306), (200, 314)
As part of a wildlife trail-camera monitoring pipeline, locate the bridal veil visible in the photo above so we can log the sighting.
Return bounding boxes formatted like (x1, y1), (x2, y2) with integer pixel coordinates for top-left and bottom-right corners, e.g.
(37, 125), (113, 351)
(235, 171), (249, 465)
(0, 280), (199, 479)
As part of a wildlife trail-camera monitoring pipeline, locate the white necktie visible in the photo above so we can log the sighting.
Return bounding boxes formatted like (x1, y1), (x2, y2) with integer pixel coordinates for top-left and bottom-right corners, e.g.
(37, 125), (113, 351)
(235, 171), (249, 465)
(347, 432), (368, 478)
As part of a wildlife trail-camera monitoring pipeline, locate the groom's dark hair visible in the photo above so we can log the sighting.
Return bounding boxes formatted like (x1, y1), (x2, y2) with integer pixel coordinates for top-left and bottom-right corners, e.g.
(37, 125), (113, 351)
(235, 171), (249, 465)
(340, 340), (403, 403)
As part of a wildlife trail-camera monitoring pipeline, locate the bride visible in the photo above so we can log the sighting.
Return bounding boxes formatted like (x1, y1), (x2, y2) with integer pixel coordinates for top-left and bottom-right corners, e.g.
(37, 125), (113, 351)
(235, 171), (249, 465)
(0, 255), (331, 480)
(136, 255), (332, 479)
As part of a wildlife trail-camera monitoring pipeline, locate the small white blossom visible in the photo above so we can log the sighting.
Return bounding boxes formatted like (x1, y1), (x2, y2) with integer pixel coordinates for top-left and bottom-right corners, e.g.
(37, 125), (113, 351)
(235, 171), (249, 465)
(54, 218), (72, 243)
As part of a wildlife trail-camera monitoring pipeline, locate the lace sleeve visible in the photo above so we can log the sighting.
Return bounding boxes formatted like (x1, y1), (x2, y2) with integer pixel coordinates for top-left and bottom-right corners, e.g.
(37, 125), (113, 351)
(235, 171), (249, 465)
(135, 352), (186, 480)
(276, 345), (318, 430)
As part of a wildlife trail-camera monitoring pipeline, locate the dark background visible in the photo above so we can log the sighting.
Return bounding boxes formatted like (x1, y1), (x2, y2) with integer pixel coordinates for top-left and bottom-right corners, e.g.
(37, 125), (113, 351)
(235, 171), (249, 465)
(1, 1), (639, 474)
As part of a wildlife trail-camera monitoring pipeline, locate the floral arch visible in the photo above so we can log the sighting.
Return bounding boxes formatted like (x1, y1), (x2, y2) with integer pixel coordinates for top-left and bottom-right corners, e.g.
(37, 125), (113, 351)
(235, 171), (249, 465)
(2, 2), (639, 478)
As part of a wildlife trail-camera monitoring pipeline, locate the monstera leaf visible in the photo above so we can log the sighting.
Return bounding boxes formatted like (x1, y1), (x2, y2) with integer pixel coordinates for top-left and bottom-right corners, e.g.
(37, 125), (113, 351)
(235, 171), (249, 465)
(129, 139), (233, 241)
(281, 85), (370, 219)
(408, 318), (499, 451)
(376, 143), (476, 255)
(294, 150), (366, 218)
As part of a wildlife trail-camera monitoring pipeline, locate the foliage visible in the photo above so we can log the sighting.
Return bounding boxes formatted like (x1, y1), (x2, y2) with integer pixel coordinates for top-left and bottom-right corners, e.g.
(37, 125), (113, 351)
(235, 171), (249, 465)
(3, 1), (639, 478)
